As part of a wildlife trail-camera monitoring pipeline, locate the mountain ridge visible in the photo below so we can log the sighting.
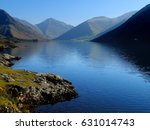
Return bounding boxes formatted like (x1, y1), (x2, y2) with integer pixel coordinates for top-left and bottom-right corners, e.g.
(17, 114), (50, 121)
(57, 11), (136, 41)
(92, 5), (150, 43)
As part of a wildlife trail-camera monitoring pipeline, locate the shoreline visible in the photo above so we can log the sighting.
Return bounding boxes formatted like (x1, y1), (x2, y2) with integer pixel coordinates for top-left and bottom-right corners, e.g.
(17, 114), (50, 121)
(0, 48), (78, 112)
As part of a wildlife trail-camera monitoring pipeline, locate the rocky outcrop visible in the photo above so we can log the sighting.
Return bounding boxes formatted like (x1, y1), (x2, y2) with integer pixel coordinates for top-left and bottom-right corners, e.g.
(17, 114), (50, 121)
(6, 73), (78, 107)
(0, 53), (21, 67)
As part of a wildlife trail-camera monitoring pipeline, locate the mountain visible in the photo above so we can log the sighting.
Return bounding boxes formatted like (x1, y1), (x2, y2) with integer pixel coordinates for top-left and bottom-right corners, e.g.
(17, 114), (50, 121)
(57, 11), (136, 41)
(93, 4), (150, 43)
(0, 9), (47, 41)
(14, 18), (43, 35)
(36, 18), (73, 39)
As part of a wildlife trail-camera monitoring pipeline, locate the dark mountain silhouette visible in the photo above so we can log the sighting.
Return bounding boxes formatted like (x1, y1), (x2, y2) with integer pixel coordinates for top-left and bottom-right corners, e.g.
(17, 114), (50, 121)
(0, 9), (47, 41)
(57, 11), (136, 41)
(36, 18), (73, 39)
(93, 4), (150, 43)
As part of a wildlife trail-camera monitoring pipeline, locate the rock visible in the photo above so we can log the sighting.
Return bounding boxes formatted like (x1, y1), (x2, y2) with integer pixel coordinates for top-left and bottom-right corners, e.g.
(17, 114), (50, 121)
(0, 53), (21, 67)
(0, 74), (15, 82)
(2, 54), (21, 61)
(3, 54), (16, 60)
(34, 75), (46, 83)
(0, 106), (19, 113)
(6, 72), (78, 107)
(6, 84), (24, 97)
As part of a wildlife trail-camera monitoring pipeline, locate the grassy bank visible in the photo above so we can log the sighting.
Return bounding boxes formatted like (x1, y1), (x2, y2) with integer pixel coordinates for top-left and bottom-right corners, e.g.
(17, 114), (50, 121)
(0, 65), (78, 112)
(0, 66), (38, 112)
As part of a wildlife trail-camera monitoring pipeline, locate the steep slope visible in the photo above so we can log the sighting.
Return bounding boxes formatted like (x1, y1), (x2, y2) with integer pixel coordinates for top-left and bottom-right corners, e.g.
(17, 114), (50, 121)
(57, 11), (136, 41)
(0, 9), (47, 41)
(58, 21), (94, 40)
(36, 18), (73, 39)
(14, 18), (44, 35)
(93, 5), (150, 43)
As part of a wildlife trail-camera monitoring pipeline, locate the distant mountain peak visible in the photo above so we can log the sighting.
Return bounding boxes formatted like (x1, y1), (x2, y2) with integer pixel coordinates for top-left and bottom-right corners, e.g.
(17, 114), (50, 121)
(44, 18), (58, 23)
(36, 18), (73, 39)
(41, 18), (72, 27)
(46, 18), (57, 21)
(88, 16), (110, 22)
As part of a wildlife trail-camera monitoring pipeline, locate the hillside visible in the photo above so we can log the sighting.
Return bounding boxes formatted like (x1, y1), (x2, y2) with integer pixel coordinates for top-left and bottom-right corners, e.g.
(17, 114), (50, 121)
(57, 11), (136, 41)
(14, 18), (44, 36)
(0, 9), (47, 41)
(93, 5), (150, 43)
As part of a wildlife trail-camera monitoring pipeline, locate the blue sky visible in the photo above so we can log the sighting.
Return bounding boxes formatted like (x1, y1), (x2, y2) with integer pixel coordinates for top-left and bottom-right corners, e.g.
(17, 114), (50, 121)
(0, 0), (150, 25)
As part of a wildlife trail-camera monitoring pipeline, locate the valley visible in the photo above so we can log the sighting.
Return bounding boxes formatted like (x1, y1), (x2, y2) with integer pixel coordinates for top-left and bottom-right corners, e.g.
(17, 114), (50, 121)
(1, 3), (150, 113)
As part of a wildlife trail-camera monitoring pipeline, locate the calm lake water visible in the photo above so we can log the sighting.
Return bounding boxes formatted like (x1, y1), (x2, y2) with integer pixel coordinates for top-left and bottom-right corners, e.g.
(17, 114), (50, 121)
(9, 40), (150, 112)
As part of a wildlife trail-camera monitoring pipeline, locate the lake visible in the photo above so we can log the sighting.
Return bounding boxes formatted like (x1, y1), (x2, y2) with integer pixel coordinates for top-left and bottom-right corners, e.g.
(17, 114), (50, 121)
(8, 40), (150, 113)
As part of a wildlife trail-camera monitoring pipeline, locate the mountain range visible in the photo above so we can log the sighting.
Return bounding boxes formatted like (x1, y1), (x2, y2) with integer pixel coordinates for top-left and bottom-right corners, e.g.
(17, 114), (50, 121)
(93, 4), (150, 43)
(2, 6), (150, 44)
(0, 9), (73, 41)
(57, 11), (136, 41)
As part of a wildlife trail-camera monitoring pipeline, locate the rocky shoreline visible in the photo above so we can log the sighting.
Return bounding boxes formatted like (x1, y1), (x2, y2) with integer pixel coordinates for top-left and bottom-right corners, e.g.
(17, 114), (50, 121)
(0, 53), (21, 67)
(0, 53), (78, 112)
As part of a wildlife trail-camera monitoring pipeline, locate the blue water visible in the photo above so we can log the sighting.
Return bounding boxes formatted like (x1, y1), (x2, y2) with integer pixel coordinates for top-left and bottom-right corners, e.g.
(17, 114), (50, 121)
(10, 40), (150, 112)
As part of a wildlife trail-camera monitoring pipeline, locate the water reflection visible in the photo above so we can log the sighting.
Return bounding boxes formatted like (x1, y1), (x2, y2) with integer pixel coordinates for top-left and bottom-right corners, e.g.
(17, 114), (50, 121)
(103, 42), (150, 76)
(8, 40), (150, 112)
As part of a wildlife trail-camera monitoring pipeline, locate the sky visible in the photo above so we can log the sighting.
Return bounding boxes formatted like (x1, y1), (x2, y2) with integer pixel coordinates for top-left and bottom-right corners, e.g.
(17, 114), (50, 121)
(0, 0), (150, 26)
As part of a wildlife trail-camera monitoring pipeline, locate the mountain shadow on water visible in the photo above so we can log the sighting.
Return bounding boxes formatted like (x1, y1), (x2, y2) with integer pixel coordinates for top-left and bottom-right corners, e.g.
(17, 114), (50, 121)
(101, 41), (150, 77)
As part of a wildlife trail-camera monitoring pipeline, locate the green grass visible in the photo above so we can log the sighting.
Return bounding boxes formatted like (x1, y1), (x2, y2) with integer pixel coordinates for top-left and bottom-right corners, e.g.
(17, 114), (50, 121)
(0, 96), (21, 112)
(0, 66), (41, 112)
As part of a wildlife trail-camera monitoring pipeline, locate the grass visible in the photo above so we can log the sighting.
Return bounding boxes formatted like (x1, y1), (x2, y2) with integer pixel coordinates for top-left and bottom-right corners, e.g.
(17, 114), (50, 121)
(0, 65), (41, 112)
(0, 66), (38, 87)
(0, 96), (20, 112)
(0, 36), (37, 112)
